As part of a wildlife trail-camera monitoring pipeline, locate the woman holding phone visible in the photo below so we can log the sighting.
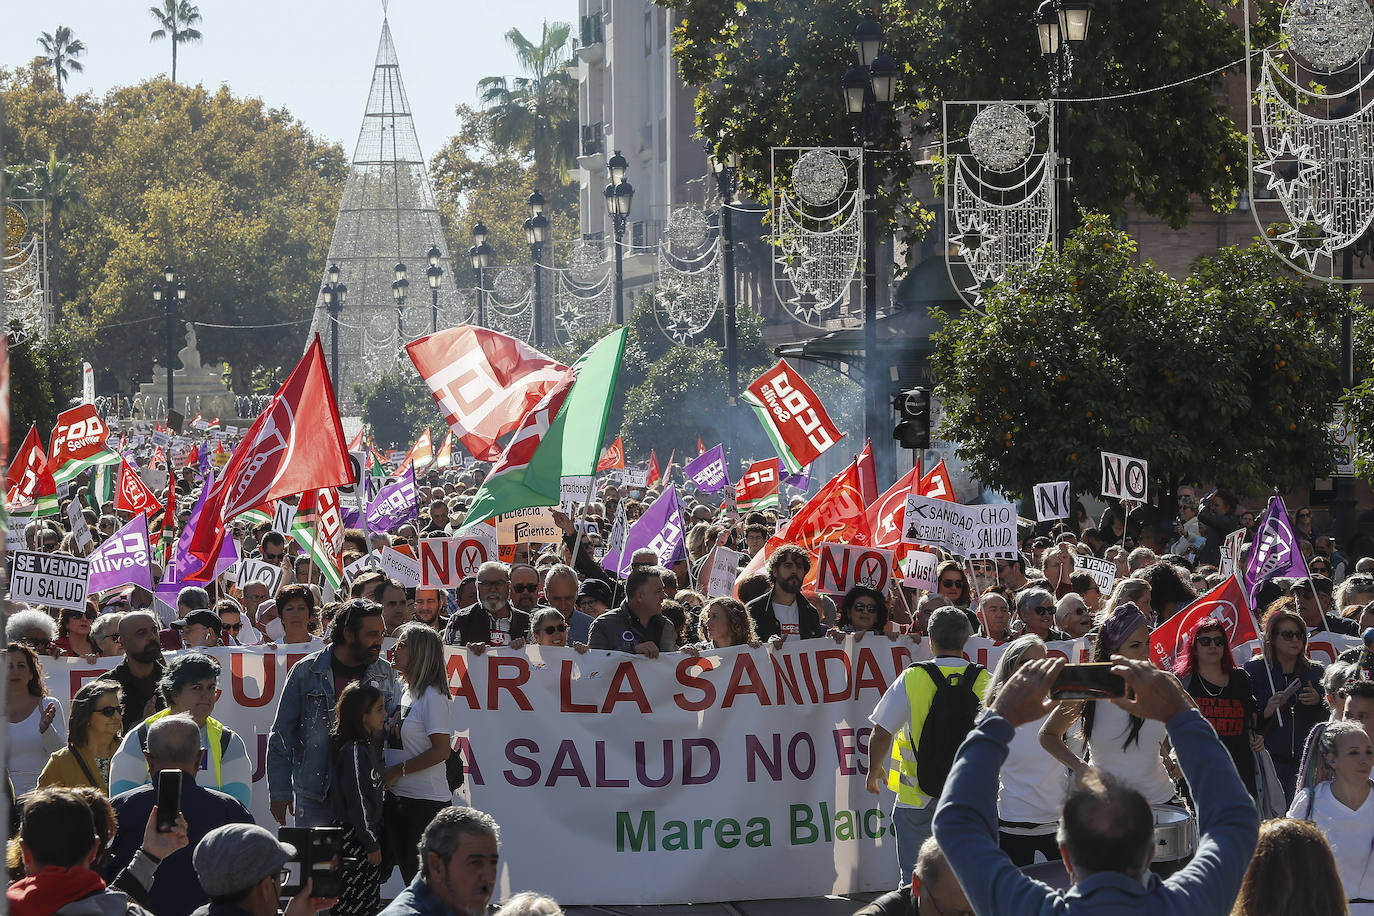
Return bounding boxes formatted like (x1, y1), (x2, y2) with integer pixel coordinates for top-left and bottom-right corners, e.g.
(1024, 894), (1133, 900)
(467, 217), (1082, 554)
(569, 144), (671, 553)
(1245, 601), (1328, 805)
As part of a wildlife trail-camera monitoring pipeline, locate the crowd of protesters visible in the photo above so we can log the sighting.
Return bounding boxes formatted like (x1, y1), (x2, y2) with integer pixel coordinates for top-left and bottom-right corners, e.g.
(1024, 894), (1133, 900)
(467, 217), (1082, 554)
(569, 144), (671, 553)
(7, 452), (1374, 916)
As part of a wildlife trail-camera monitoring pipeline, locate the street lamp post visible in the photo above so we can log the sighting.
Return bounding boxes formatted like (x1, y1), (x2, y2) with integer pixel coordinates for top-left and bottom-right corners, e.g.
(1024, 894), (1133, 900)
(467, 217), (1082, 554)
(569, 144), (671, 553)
(1036, 0), (1093, 249)
(426, 246), (443, 334)
(154, 265), (188, 430)
(391, 261), (409, 339)
(709, 147), (741, 402)
(603, 151), (635, 325)
(525, 191), (549, 345)
(321, 263), (348, 384)
(841, 14), (901, 485)
(469, 222), (491, 328)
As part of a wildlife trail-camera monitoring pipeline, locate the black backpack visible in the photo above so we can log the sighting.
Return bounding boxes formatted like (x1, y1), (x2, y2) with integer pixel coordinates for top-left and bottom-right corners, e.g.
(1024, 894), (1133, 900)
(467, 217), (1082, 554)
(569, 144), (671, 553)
(913, 661), (985, 798)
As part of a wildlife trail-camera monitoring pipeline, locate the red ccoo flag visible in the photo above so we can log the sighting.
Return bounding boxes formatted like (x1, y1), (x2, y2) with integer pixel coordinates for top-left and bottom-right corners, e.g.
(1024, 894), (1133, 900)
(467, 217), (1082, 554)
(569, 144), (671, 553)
(407, 326), (570, 462)
(697, 437), (705, 456)
(6, 425), (57, 515)
(187, 337), (350, 569)
(597, 435), (625, 471)
(646, 450), (661, 488)
(919, 459), (956, 501)
(115, 455), (160, 518)
(1149, 574), (1258, 670)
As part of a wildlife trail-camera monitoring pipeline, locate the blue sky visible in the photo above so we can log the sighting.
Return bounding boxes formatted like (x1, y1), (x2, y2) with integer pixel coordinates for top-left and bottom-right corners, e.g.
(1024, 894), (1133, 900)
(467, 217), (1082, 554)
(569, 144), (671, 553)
(3, 0), (574, 159)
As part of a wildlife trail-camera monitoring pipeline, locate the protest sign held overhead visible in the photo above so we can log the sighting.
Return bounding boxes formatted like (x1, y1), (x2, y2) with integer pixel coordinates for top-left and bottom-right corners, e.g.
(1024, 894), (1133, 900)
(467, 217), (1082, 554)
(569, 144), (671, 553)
(407, 325), (571, 462)
(380, 545), (421, 587)
(497, 507), (560, 546)
(1033, 481), (1072, 522)
(901, 548), (939, 591)
(419, 527), (498, 588)
(901, 496), (1017, 558)
(11, 549), (89, 611)
(743, 360), (843, 472)
(1073, 554), (1116, 594)
(817, 543), (895, 596)
(1101, 450), (1149, 501)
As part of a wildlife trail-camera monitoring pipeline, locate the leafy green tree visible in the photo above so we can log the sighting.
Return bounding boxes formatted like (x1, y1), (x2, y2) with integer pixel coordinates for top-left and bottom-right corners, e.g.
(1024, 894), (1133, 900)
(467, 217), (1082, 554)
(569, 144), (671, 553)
(8, 320), (80, 436)
(36, 26), (86, 96)
(476, 23), (578, 214)
(148, 0), (203, 83)
(663, 0), (1272, 246)
(0, 62), (101, 170)
(931, 215), (1349, 508)
(356, 365), (445, 451)
(1341, 300), (1374, 478)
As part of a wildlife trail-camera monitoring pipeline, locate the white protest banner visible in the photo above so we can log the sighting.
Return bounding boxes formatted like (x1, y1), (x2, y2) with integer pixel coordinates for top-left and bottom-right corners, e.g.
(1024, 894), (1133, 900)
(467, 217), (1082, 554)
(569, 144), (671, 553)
(705, 546), (741, 598)
(496, 507), (560, 545)
(11, 549), (90, 611)
(343, 552), (382, 581)
(339, 450), (366, 508)
(380, 546), (420, 587)
(1033, 481), (1072, 522)
(560, 476), (594, 508)
(236, 558), (283, 596)
(67, 499), (95, 552)
(419, 529), (498, 588)
(816, 543), (895, 596)
(271, 500), (298, 537)
(461, 638), (921, 904)
(900, 549), (939, 591)
(623, 467), (648, 488)
(1101, 451), (1148, 501)
(900, 495), (1017, 558)
(1073, 554), (1116, 594)
(151, 430), (171, 448)
(1219, 528), (1245, 578)
(7, 518), (28, 554)
(961, 635), (1091, 672)
(139, 466), (168, 494)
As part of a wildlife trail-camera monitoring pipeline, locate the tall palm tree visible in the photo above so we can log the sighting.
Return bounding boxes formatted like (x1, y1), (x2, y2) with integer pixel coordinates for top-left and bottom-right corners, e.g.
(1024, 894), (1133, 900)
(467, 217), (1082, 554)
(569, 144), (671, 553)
(148, 0), (203, 83)
(37, 26), (86, 96)
(476, 22), (578, 207)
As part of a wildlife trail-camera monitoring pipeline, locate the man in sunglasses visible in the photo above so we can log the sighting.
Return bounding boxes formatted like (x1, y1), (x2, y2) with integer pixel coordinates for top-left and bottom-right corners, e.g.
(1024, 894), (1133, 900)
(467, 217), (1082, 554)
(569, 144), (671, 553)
(1291, 575), (1356, 635)
(443, 561), (531, 650)
(995, 554), (1030, 593)
(508, 564), (541, 615)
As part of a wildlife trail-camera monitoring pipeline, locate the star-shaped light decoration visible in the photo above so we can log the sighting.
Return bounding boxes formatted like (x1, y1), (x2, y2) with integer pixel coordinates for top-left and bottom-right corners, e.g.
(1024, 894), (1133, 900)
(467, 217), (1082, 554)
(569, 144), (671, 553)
(1254, 134), (1320, 202)
(953, 222), (1000, 265)
(1277, 208), (1336, 271)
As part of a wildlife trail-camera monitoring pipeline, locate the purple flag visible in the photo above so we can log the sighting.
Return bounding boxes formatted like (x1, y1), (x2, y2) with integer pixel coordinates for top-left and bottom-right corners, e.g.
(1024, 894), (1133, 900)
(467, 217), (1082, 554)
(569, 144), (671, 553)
(684, 444), (730, 494)
(602, 486), (686, 577)
(156, 475), (237, 603)
(342, 505), (363, 530)
(366, 466), (418, 533)
(1243, 495), (1309, 607)
(782, 463), (812, 492)
(89, 514), (154, 594)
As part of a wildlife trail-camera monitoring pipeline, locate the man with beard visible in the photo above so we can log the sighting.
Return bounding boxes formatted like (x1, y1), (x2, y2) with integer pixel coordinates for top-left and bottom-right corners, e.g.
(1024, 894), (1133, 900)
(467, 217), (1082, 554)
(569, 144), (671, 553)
(110, 611), (167, 732)
(747, 545), (825, 640)
(443, 560), (531, 650)
(414, 587), (448, 631)
(267, 599), (401, 827)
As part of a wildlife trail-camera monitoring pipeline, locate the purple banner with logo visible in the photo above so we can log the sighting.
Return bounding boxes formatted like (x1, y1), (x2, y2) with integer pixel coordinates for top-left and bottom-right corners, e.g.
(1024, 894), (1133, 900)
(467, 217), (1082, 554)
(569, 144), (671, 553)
(684, 444), (730, 494)
(602, 486), (686, 577)
(1243, 494), (1309, 607)
(157, 474), (237, 604)
(88, 514), (154, 594)
(782, 463), (812, 492)
(366, 466), (418, 533)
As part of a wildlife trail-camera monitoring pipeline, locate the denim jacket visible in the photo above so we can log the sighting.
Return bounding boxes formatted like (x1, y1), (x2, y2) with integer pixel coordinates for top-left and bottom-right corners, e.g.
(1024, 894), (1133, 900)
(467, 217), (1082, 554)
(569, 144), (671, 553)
(266, 647), (401, 805)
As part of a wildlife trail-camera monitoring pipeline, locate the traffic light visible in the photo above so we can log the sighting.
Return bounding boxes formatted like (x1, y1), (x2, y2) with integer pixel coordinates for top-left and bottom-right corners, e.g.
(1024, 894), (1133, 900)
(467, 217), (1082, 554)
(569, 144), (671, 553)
(892, 387), (931, 450)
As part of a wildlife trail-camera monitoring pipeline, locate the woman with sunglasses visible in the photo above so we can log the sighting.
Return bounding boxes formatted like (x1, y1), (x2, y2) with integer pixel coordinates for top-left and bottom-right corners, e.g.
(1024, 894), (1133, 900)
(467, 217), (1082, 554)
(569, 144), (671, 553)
(1244, 602), (1329, 805)
(1173, 618), (1261, 799)
(38, 679), (123, 793)
(934, 560), (972, 608)
(528, 608), (589, 653)
(55, 600), (101, 661)
(831, 586), (889, 638)
(1294, 506), (1319, 542)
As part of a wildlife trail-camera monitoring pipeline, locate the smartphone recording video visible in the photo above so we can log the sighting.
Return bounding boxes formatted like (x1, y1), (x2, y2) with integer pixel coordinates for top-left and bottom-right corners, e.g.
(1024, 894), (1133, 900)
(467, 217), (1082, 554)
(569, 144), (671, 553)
(1050, 662), (1127, 700)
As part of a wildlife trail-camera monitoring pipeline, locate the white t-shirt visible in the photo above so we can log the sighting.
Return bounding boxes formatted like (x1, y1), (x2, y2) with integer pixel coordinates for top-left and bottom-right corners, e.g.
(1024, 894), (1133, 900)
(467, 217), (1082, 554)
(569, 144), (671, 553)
(998, 713), (1068, 825)
(1086, 700), (1175, 806)
(1290, 780), (1374, 913)
(385, 685), (453, 802)
(7, 697), (65, 796)
(773, 601), (800, 637)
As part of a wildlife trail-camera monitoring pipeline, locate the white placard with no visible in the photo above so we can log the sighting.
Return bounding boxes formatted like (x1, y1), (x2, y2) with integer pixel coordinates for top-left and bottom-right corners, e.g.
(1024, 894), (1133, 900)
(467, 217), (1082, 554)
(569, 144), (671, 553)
(380, 546), (420, 588)
(816, 543), (895, 596)
(1033, 481), (1072, 522)
(236, 558), (284, 596)
(1101, 451), (1148, 502)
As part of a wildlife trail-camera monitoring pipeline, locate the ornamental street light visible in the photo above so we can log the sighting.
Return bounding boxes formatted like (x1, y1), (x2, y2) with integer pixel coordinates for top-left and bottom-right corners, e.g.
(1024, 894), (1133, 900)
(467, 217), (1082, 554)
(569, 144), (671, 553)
(321, 263), (348, 384)
(392, 261), (409, 339)
(469, 228), (491, 328)
(841, 12), (901, 485)
(426, 245), (443, 334)
(709, 144), (741, 403)
(1036, 0), (1093, 249)
(604, 150), (634, 324)
(155, 266), (188, 431)
(524, 196), (550, 346)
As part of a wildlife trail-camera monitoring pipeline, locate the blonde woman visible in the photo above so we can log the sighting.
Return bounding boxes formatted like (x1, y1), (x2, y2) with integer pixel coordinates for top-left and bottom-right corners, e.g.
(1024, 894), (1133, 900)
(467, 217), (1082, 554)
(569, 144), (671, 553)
(1101, 578), (1152, 621)
(385, 622), (454, 884)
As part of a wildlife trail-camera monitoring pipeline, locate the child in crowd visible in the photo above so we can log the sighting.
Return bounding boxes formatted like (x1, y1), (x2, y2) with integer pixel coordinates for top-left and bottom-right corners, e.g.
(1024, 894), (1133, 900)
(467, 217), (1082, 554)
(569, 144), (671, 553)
(329, 682), (388, 916)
